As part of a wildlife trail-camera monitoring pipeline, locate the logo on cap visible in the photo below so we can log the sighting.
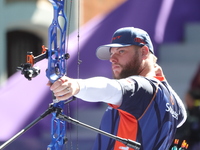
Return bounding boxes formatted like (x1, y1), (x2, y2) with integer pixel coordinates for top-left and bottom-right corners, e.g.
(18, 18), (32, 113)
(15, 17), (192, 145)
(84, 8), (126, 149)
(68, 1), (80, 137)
(134, 38), (146, 44)
(112, 35), (122, 41)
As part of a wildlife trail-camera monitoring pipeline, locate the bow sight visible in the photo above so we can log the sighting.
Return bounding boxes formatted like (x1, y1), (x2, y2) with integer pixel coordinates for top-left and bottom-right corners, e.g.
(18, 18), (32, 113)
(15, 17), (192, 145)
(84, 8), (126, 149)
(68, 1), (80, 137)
(17, 63), (40, 80)
(17, 46), (70, 81)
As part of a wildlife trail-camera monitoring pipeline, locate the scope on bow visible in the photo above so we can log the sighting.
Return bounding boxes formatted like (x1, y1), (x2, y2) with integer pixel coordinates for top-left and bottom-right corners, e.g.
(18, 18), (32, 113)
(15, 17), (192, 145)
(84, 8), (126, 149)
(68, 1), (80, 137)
(17, 63), (40, 80)
(17, 46), (70, 81)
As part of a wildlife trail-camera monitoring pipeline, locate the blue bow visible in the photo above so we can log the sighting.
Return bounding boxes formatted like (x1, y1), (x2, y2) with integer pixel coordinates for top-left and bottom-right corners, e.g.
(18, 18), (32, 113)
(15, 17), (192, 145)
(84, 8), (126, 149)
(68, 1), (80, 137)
(46, 0), (68, 149)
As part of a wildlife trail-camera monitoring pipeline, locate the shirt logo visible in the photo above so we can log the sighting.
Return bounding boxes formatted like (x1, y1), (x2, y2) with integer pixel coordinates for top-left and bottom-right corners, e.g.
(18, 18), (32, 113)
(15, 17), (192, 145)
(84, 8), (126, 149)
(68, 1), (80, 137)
(119, 146), (129, 150)
(106, 106), (113, 111)
(166, 103), (178, 120)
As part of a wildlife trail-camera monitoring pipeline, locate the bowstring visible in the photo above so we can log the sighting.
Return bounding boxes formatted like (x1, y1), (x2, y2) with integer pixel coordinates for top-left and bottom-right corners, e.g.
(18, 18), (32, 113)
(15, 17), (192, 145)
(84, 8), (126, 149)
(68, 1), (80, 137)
(65, 0), (73, 149)
(76, 0), (81, 149)
(65, 0), (81, 149)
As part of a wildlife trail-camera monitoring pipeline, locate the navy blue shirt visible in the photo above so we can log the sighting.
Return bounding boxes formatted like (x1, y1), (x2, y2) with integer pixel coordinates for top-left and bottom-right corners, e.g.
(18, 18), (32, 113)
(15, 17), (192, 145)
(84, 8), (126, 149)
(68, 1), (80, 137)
(92, 76), (186, 150)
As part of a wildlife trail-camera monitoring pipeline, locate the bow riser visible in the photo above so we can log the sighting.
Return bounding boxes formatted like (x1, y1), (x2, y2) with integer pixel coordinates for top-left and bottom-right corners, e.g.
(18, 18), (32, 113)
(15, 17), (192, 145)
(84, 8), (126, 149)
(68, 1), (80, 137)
(47, 0), (67, 83)
(47, 0), (68, 149)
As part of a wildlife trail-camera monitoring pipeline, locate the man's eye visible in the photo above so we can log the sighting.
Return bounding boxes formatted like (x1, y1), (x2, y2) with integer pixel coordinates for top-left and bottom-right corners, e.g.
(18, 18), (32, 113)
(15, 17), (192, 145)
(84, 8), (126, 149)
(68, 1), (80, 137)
(119, 50), (124, 54)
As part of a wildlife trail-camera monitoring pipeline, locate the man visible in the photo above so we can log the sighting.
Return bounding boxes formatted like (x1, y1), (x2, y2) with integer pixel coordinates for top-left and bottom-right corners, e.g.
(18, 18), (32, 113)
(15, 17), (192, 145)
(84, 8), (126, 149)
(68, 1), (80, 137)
(49, 27), (187, 150)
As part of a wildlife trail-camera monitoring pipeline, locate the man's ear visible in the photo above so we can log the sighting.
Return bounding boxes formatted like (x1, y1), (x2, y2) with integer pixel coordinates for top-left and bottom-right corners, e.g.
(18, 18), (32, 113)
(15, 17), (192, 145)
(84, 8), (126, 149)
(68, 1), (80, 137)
(141, 46), (149, 59)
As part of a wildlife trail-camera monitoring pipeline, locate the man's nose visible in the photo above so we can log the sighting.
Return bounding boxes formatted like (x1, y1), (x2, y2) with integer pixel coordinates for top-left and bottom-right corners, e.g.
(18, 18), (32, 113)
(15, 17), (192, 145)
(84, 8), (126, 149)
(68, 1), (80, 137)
(109, 53), (117, 63)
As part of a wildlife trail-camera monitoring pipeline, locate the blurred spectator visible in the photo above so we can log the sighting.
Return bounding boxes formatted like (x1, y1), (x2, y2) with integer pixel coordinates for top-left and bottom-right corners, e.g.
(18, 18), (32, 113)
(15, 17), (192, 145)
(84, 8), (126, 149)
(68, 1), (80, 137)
(174, 64), (200, 150)
(190, 64), (200, 90)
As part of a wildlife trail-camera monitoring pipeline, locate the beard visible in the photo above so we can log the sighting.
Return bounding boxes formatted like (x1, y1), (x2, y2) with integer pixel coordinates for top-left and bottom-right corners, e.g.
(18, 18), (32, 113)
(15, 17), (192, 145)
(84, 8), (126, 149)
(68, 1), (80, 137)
(113, 51), (142, 79)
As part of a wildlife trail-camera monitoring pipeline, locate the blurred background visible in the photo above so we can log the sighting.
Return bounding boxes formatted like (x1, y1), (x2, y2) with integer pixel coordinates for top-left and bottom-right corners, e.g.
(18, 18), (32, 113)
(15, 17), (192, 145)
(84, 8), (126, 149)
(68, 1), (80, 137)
(0, 0), (200, 149)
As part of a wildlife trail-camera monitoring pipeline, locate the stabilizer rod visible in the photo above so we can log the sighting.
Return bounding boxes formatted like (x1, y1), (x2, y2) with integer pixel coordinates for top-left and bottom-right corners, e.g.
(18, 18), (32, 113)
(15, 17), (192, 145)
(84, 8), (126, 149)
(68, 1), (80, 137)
(0, 105), (54, 150)
(57, 113), (141, 150)
(0, 97), (76, 150)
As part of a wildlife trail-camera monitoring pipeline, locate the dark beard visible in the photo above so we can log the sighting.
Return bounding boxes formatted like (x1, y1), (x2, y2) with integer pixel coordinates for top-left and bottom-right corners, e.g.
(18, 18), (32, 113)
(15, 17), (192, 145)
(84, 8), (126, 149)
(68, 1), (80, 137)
(113, 51), (141, 79)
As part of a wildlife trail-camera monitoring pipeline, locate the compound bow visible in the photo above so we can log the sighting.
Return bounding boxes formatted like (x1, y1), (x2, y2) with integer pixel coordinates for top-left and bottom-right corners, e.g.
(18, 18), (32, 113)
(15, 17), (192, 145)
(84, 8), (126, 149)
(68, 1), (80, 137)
(0, 0), (70, 150)
(46, 0), (68, 149)
(20, 0), (70, 149)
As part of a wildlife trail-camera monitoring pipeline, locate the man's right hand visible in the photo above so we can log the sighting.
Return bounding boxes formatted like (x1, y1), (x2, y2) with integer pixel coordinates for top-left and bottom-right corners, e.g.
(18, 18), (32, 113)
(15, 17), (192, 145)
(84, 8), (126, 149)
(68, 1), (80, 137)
(47, 76), (80, 101)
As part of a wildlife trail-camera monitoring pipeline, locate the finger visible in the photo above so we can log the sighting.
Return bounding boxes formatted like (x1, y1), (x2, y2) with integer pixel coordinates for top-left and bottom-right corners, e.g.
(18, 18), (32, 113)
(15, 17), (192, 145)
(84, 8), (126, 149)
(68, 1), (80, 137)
(47, 81), (52, 86)
(59, 78), (68, 84)
(50, 80), (61, 91)
(55, 93), (71, 101)
(50, 78), (67, 91)
(54, 87), (71, 97)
